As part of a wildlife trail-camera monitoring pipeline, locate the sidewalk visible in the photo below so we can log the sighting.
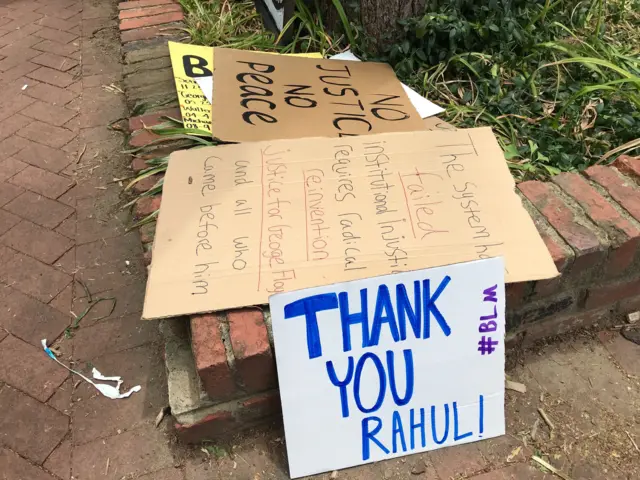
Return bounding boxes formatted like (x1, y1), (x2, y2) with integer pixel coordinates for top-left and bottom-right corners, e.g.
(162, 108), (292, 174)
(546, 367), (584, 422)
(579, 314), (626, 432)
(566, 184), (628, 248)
(0, 1), (639, 480)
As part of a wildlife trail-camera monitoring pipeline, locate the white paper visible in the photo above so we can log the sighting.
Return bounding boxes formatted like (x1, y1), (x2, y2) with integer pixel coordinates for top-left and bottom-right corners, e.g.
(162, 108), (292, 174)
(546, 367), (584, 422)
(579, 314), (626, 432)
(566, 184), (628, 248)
(269, 258), (506, 478)
(195, 51), (445, 119)
(41, 340), (141, 400)
(329, 50), (445, 118)
(194, 76), (213, 104)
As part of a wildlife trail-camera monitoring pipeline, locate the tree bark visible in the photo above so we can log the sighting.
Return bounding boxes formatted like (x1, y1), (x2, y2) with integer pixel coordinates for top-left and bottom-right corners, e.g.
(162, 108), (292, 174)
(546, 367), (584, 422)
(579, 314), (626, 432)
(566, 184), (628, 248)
(320, 0), (425, 51)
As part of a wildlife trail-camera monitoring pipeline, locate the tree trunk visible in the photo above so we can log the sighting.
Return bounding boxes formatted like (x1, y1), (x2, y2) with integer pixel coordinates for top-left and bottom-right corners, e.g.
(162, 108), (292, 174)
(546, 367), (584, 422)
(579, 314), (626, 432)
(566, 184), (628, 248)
(320, 0), (425, 51)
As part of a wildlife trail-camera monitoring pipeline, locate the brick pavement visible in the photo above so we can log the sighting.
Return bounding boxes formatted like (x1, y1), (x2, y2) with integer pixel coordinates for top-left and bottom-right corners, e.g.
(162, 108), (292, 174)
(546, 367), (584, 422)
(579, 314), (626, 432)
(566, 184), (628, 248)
(1, 1), (639, 479)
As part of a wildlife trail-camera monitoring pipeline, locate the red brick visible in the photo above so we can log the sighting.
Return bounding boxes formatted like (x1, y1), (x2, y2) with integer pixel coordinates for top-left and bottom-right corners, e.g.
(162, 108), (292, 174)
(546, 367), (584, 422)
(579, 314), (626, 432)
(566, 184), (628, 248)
(134, 194), (162, 218)
(0, 387), (69, 464)
(191, 313), (237, 401)
(613, 155), (640, 181)
(10, 166), (73, 198)
(228, 308), (276, 393)
(121, 24), (178, 43)
(129, 107), (181, 131)
(72, 425), (173, 478)
(520, 308), (613, 348)
(25, 81), (76, 105)
(239, 391), (281, 422)
(0, 448), (60, 480)
(0, 285), (71, 346)
(14, 140), (73, 172)
(32, 51), (78, 71)
(585, 278), (640, 310)
(0, 250), (71, 302)
(132, 156), (150, 172)
(1, 220), (73, 263)
(0, 209), (20, 235)
(0, 113), (32, 141)
(553, 172), (640, 274)
(139, 221), (156, 244)
(129, 129), (160, 147)
(0, 23), (42, 47)
(0, 93), (35, 122)
(27, 66), (75, 88)
(0, 335), (68, 401)
(119, 0), (177, 9)
(0, 181), (24, 207)
(0, 156), (28, 181)
(120, 11), (183, 30)
(0, 60), (40, 83)
(585, 165), (640, 222)
(34, 26), (77, 44)
(519, 180), (607, 277)
(119, 4), (182, 20)
(0, 135), (30, 161)
(0, 48), (40, 71)
(506, 282), (527, 309)
(132, 173), (162, 193)
(175, 410), (238, 443)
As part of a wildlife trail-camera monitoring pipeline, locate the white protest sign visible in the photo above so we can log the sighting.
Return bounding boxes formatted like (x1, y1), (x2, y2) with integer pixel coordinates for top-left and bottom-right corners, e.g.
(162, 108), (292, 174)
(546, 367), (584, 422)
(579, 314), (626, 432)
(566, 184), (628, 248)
(269, 257), (506, 478)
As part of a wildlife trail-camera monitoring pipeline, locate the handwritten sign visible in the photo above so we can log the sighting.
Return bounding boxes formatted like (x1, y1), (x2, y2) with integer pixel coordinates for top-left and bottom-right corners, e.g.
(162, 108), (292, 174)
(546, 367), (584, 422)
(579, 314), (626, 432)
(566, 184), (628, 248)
(270, 257), (506, 477)
(211, 48), (425, 142)
(168, 42), (213, 132)
(142, 127), (557, 319)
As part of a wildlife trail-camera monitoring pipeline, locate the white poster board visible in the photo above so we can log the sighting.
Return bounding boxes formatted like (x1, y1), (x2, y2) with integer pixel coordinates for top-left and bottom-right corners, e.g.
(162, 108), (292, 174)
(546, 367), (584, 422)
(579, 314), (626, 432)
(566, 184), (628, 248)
(270, 257), (506, 478)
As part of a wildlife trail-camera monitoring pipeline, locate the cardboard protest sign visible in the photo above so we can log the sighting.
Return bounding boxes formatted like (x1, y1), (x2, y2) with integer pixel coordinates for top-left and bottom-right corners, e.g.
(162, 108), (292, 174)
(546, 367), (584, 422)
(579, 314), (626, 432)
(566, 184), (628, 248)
(270, 257), (506, 477)
(168, 42), (322, 132)
(211, 47), (425, 142)
(142, 127), (558, 319)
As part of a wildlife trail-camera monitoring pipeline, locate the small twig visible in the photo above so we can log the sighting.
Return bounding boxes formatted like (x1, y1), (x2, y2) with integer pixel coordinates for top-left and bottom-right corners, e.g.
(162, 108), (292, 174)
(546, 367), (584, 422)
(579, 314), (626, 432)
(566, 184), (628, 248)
(75, 143), (87, 164)
(626, 431), (640, 453)
(532, 455), (572, 480)
(104, 457), (110, 476)
(155, 406), (169, 428)
(538, 407), (555, 432)
(531, 418), (540, 441)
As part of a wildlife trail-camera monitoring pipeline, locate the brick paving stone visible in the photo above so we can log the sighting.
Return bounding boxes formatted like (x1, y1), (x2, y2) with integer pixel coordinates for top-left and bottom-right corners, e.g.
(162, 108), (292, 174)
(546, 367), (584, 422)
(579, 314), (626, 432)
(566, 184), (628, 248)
(16, 120), (76, 148)
(0, 448), (59, 480)
(47, 376), (73, 414)
(0, 113), (32, 141)
(33, 38), (80, 57)
(25, 80), (76, 104)
(73, 313), (159, 360)
(76, 257), (146, 292)
(27, 65), (75, 88)
(49, 277), (73, 313)
(54, 213), (76, 239)
(0, 334), (68, 401)
(37, 15), (78, 32)
(0, 135), (30, 161)
(0, 23), (42, 47)
(31, 51), (78, 71)
(430, 442), (488, 479)
(0, 48), (40, 71)
(0, 284), (70, 346)
(0, 93), (35, 122)
(120, 12), (184, 30)
(72, 425), (173, 478)
(4, 191), (73, 228)
(1, 220), (73, 263)
(14, 139), (74, 172)
(72, 344), (167, 444)
(0, 209), (20, 234)
(22, 102), (77, 127)
(599, 330), (640, 378)
(10, 166), (73, 198)
(0, 250), (71, 302)
(0, 386), (69, 464)
(0, 181), (24, 207)
(72, 281), (146, 325)
(75, 210), (129, 244)
(0, 157), (28, 181)
(76, 232), (144, 268)
(33, 26), (77, 44)
(43, 438), (71, 480)
(0, 61), (40, 84)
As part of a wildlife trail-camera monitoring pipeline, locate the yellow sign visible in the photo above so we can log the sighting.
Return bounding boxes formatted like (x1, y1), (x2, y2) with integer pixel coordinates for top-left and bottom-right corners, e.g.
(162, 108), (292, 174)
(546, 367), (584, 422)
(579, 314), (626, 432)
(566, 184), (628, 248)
(168, 42), (323, 133)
